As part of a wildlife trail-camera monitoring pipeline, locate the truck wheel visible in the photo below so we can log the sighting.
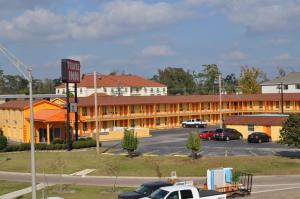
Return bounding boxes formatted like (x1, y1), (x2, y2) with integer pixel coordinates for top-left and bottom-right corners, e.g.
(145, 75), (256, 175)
(208, 137), (211, 141)
(182, 124), (186, 128)
(226, 137), (230, 141)
(258, 139), (262, 143)
(195, 125), (199, 128)
(239, 135), (242, 140)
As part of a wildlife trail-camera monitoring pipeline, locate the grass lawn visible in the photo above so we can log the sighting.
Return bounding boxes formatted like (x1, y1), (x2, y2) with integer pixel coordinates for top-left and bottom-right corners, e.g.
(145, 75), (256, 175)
(0, 151), (300, 177)
(1, 183), (133, 199)
(0, 180), (31, 195)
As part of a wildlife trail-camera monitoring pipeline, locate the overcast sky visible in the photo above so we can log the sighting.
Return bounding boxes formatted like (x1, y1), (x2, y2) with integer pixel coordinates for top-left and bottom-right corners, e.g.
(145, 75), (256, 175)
(0, 0), (299, 79)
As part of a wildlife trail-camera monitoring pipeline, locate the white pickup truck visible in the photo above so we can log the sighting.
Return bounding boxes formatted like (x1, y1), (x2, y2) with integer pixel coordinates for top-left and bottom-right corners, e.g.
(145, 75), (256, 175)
(141, 185), (226, 199)
(182, 119), (208, 128)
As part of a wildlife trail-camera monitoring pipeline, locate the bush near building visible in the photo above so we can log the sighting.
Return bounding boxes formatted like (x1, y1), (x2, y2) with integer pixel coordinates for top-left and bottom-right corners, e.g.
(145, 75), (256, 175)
(0, 135), (8, 150)
(0, 138), (96, 152)
(280, 114), (300, 148)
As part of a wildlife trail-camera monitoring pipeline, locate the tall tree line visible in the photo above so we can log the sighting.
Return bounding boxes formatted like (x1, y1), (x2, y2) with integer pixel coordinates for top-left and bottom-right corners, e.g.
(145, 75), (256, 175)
(0, 69), (61, 94)
(151, 65), (279, 95)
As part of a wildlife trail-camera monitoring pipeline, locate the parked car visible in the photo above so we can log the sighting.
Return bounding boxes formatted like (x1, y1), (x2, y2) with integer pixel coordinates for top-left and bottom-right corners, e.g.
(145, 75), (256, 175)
(182, 119), (208, 128)
(142, 185), (226, 199)
(118, 181), (172, 199)
(214, 128), (243, 141)
(248, 132), (271, 143)
(199, 130), (216, 140)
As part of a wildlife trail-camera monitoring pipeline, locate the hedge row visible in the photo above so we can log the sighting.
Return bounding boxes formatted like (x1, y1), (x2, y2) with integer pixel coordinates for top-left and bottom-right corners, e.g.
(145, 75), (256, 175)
(1, 139), (97, 152)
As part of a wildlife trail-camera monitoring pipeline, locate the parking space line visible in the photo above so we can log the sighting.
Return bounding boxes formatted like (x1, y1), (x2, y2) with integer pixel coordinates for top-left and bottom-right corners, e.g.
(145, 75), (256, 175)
(249, 150), (258, 156)
(173, 154), (188, 157)
(166, 151), (182, 156)
(252, 186), (300, 194)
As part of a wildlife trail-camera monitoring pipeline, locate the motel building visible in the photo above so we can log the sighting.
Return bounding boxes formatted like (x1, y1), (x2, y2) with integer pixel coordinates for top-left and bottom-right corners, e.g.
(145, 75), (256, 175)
(0, 93), (300, 143)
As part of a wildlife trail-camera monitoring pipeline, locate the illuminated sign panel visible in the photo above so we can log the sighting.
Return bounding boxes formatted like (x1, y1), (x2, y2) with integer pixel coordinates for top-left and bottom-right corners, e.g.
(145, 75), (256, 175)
(61, 59), (81, 83)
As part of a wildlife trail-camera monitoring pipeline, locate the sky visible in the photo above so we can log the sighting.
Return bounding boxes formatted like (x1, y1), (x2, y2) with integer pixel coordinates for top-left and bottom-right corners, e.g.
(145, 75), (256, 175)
(0, 0), (299, 79)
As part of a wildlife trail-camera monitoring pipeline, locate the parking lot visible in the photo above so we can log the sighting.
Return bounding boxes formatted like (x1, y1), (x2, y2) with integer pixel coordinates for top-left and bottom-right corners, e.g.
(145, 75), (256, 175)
(101, 126), (300, 157)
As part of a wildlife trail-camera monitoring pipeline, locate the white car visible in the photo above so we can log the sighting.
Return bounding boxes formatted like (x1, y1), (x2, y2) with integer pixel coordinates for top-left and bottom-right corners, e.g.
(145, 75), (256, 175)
(182, 119), (208, 128)
(142, 185), (226, 199)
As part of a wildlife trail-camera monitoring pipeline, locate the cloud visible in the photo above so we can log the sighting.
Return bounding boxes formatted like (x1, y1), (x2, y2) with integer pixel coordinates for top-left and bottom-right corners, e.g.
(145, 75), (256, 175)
(142, 45), (175, 57)
(0, 0), (194, 42)
(221, 50), (249, 61)
(201, 0), (300, 34)
(273, 53), (292, 61)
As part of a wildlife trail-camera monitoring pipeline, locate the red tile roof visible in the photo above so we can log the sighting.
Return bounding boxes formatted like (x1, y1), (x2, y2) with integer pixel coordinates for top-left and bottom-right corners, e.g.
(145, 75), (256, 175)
(0, 99), (61, 110)
(77, 93), (300, 106)
(26, 109), (77, 122)
(224, 115), (288, 126)
(55, 74), (166, 88)
(0, 99), (43, 110)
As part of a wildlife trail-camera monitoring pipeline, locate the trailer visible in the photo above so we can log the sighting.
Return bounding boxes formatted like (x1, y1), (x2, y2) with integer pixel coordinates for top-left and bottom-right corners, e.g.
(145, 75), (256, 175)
(204, 168), (253, 198)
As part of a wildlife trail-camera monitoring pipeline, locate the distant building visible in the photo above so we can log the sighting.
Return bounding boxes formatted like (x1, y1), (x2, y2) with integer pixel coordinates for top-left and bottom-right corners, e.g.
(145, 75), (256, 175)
(261, 72), (300, 93)
(224, 114), (289, 141)
(55, 74), (167, 97)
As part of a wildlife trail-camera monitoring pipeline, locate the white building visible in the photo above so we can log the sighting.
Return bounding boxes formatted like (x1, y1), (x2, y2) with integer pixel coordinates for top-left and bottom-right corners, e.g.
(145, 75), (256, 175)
(55, 74), (167, 97)
(261, 72), (300, 94)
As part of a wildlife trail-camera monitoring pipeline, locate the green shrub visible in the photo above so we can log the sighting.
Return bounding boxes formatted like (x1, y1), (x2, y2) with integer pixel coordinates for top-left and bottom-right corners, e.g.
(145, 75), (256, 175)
(46, 144), (56, 150)
(35, 143), (47, 150)
(122, 129), (138, 157)
(18, 143), (31, 151)
(0, 135), (8, 150)
(72, 139), (96, 149)
(78, 137), (92, 141)
(3, 145), (19, 152)
(52, 138), (63, 144)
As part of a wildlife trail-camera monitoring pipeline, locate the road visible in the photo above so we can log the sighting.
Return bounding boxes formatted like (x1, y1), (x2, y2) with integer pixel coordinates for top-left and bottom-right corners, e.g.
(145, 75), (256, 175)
(101, 127), (300, 157)
(1, 171), (300, 198)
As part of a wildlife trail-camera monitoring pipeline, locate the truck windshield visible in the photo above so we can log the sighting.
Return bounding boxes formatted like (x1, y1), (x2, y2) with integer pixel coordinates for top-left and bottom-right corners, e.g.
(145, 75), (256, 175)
(150, 189), (169, 199)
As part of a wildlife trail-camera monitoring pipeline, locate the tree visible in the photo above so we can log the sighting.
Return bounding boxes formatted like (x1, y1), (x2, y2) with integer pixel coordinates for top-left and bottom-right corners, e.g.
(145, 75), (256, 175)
(122, 129), (138, 157)
(151, 67), (196, 95)
(277, 67), (287, 78)
(224, 73), (238, 94)
(238, 66), (262, 94)
(186, 132), (201, 159)
(194, 64), (220, 94)
(280, 114), (300, 148)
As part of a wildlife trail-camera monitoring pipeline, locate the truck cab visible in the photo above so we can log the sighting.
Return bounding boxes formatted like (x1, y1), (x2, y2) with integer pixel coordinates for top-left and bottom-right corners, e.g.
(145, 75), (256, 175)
(142, 185), (226, 199)
(182, 119), (208, 128)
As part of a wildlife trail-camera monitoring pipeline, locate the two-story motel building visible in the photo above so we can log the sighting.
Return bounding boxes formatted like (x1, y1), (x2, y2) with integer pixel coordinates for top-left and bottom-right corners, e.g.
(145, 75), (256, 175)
(1, 93), (300, 143)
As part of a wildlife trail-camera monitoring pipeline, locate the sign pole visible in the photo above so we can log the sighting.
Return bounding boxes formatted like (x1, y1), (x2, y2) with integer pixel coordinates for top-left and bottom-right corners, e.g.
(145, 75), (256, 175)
(66, 82), (72, 151)
(75, 83), (78, 141)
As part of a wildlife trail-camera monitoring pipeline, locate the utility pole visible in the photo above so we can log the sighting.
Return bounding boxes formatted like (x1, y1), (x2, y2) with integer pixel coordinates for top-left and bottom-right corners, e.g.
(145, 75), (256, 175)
(94, 72), (100, 154)
(219, 75), (222, 128)
(0, 44), (36, 199)
(280, 82), (284, 114)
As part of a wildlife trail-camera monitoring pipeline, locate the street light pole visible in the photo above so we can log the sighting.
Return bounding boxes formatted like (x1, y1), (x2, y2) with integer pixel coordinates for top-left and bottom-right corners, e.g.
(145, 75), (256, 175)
(219, 75), (223, 128)
(94, 72), (100, 154)
(28, 69), (37, 199)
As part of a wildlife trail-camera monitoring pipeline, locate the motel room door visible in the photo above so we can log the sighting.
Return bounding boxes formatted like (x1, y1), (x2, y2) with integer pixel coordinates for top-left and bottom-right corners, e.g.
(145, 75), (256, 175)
(264, 125), (271, 137)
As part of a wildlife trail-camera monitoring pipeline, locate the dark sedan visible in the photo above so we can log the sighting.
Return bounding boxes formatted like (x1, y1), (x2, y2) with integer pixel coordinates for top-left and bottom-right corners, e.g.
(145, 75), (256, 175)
(214, 128), (243, 141)
(248, 132), (271, 143)
(118, 181), (172, 199)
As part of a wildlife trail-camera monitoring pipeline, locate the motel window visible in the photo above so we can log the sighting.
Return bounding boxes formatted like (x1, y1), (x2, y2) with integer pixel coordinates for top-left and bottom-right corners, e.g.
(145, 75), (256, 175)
(179, 104), (183, 111)
(62, 89), (65, 94)
(276, 101), (279, 109)
(249, 102), (253, 109)
(284, 85), (288, 90)
(151, 88), (154, 93)
(83, 123), (88, 131)
(57, 89), (60, 94)
(104, 88), (107, 92)
(157, 88), (159, 92)
(259, 101), (263, 109)
(248, 124), (255, 132)
(102, 107), (107, 115)
(82, 107), (87, 116)
(144, 87), (147, 92)
(286, 101), (290, 109)
(125, 88), (128, 92)
(156, 118), (160, 126)
(54, 128), (61, 138)
(163, 88), (166, 92)
(296, 84), (300, 89)
(80, 88), (83, 94)
(156, 105), (160, 112)
(131, 105), (135, 114)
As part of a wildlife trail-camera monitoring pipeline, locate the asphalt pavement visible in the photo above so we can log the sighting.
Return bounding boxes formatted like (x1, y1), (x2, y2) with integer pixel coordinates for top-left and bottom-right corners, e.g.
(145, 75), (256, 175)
(101, 127), (300, 157)
(1, 171), (300, 199)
